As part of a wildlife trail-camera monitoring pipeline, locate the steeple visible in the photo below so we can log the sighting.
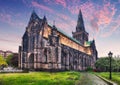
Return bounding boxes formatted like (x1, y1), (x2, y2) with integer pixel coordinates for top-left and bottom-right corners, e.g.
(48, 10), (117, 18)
(72, 9), (88, 45)
(76, 9), (85, 32)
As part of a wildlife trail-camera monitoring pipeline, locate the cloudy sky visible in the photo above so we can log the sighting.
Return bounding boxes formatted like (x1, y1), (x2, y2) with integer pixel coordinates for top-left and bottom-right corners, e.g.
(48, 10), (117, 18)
(0, 0), (120, 57)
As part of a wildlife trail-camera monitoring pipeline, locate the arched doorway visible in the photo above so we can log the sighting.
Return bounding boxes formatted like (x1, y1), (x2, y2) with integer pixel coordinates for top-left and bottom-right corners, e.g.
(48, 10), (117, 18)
(61, 49), (67, 70)
(74, 59), (77, 70)
(29, 53), (34, 69)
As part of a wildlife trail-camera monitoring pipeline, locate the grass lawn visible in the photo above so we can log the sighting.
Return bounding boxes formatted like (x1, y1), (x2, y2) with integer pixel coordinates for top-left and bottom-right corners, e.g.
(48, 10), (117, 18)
(0, 71), (81, 85)
(95, 72), (120, 85)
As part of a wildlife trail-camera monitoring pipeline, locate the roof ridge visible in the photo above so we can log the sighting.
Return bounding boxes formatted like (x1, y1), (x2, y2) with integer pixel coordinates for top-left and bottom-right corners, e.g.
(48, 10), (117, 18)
(48, 23), (82, 46)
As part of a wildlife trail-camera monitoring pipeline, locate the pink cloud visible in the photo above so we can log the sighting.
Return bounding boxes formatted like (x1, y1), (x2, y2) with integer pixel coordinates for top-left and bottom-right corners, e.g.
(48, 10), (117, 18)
(0, 38), (19, 43)
(44, 0), (66, 8)
(97, 2), (117, 37)
(66, 1), (100, 34)
(79, 2), (100, 34)
(56, 22), (72, 35)
(57, 14), (69, 21)
(97, 2), (116, 25)
(0, 13), (25, 27)
(66, 0), (82, 14)
(101, 15), (120, 37)
(22, 0), (33, 7)
(77, 1), (117, 38)
(27, 0), (118, 38)
(57, 23), (70, 29)
(56, 13), (77, 32)
(0, 31), (21, 43)
(31, 1), (54, 13)
(70, 20), (76, 27)
(101, 25), (119, 38)
(90, 18), (99, 32)
(0, 32), (21, 52)
(0, 13), (11, 22)
(54, 0), (66, 8)
(41, 0), (119, 38)
(0, 41), (19, 52)
(68, 6), (79, 14)
(0, 29), (21, 52)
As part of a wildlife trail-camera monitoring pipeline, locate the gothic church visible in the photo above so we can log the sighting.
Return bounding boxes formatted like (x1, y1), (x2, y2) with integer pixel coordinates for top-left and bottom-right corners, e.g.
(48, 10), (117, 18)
(18, 10), (98, 71)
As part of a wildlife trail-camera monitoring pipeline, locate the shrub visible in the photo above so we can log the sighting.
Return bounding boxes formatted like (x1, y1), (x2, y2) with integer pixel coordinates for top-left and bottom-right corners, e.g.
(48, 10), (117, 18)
(0, 55), (8, 70)
(85, 66), (93, 72)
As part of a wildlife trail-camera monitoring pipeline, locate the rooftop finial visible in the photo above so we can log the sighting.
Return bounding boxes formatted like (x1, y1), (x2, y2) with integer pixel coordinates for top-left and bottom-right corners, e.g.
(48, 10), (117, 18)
(43, 15), (47, 21)
(53, 20), (57, 30)
(32, 8), (36, 15)
(53, 20), (55, 26)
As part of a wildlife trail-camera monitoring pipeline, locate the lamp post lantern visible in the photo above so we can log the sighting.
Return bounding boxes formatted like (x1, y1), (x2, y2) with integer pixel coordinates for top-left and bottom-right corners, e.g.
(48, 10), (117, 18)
(108, 51), (113, 80)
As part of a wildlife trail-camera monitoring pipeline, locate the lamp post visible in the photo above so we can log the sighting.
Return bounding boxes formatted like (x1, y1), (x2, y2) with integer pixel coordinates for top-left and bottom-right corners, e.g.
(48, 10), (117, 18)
(108, 51), (113, 80)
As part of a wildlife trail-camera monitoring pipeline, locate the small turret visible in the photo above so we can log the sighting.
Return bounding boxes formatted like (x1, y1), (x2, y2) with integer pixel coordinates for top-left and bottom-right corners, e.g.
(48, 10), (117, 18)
(42, 15), (47, 26)
(52, 21), (57, 35)
(43, 16), (47, 21)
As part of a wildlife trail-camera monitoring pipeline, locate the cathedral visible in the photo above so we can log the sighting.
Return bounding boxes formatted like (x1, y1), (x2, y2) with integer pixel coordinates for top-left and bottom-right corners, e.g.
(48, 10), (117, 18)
(18, 9), (98, 71)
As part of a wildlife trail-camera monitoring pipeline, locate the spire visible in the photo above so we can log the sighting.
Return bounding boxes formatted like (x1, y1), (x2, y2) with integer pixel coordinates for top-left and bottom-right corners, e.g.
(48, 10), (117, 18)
(76, 9), (85, 32)
(30, 10), (39, 21)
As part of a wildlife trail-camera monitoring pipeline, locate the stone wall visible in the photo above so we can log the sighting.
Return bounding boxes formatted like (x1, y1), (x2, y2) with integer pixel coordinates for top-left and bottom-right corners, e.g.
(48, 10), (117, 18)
(61, 44), (93, 71)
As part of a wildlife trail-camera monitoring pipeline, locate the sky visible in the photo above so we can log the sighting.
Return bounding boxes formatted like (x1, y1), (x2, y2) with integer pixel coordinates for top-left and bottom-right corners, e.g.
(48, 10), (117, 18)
(0, 0), (120, 57)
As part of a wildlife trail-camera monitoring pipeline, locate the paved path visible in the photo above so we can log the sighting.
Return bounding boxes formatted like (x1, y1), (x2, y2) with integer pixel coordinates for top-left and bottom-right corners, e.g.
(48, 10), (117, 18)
(75, 73), (110, 85)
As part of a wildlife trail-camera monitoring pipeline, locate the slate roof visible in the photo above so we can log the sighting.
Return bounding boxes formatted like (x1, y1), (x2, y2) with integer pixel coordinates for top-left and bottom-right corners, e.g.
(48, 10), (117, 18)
(48, 24), (82, 46)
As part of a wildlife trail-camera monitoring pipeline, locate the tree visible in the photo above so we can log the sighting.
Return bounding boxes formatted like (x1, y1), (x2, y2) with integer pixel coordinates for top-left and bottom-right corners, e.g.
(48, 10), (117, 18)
(11, 53), (18, 67)
(95, 57), (116, 72)
(6, 54), (18, 67)
(0, 55), (7, 70)
(114, 59), (120, 72)
(6, 54), (13, 66)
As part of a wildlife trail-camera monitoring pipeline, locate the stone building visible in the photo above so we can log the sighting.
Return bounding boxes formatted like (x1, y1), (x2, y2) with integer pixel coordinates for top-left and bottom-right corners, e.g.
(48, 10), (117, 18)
(0, 50), (13, 58)
(18, 10), (98, 71)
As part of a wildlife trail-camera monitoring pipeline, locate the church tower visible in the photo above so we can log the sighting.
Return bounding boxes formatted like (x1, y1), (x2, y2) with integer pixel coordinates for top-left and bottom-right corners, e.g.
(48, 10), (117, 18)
(72, 9), (88, 45)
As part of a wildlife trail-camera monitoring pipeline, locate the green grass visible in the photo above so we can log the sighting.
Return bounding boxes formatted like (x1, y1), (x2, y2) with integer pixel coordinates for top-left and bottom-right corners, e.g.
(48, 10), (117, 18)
(0, 71), (81, 85)
(95, 72), (120, 85)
